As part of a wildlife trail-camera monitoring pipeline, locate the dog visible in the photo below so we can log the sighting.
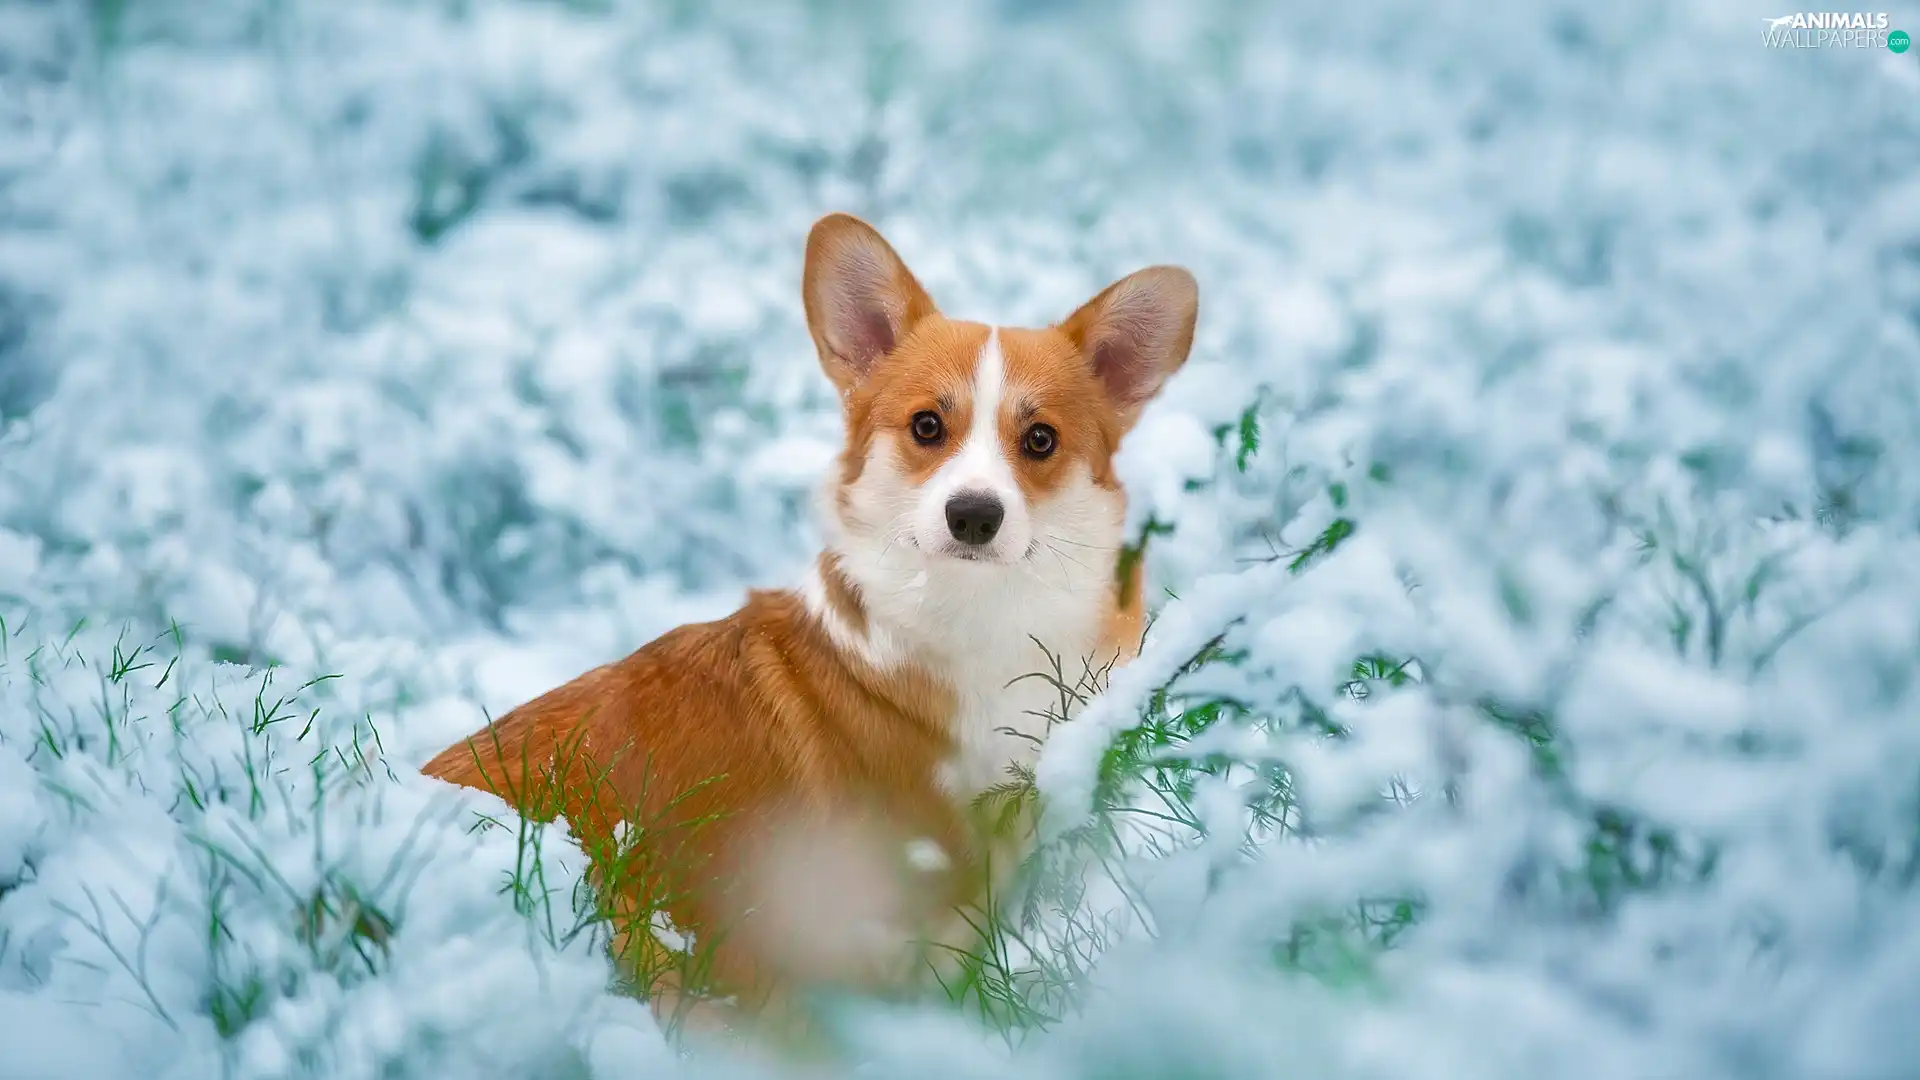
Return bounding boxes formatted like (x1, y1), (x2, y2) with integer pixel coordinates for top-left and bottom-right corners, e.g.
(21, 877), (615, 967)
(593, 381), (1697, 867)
(422, 212), (1197, 1045)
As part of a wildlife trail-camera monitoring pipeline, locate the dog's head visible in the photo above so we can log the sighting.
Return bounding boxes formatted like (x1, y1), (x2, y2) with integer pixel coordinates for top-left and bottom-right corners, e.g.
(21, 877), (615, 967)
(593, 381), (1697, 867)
(803, 213), (1197, 579)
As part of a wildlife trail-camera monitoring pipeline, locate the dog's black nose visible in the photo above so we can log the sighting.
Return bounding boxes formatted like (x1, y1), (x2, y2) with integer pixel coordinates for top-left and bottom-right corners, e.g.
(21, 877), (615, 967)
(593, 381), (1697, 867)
(945, 491), (1004, 546)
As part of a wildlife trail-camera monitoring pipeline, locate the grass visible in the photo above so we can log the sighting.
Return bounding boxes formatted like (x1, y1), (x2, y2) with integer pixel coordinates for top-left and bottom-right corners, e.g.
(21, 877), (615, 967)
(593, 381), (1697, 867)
(1, 609), (587, 1071)
(445, 717), (736, 1040)
(0, 400), (1434, 1067)
(0, 396), (1768, 1075)
(892, 410), (1440, 1039)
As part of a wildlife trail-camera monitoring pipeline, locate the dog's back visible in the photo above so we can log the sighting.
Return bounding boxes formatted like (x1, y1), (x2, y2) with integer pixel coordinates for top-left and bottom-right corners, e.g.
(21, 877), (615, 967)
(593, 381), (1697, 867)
(423, 589), (982, 1029)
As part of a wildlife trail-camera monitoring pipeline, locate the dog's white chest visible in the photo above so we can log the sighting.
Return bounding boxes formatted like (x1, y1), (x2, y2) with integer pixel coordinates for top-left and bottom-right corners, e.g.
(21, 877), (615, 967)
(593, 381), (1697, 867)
(908, 567), (1110, 803)
(937, 640), (1084, 800)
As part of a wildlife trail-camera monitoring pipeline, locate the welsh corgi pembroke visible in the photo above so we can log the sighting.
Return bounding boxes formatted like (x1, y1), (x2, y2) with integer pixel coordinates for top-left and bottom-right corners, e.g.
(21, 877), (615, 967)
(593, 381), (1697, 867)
(423, 213), (1197, 1040)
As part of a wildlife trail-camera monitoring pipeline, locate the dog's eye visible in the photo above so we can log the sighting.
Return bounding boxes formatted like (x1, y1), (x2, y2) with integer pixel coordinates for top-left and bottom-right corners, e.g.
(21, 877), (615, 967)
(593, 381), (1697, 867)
(1022, 424), (1057, 459)
(910, 411), (944, 444)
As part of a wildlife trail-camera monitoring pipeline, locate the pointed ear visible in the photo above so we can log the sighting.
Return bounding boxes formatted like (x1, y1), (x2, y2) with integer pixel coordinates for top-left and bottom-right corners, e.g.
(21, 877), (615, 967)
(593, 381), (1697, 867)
(803, 213), (938, 392)
(1058, 265), (1198, 428)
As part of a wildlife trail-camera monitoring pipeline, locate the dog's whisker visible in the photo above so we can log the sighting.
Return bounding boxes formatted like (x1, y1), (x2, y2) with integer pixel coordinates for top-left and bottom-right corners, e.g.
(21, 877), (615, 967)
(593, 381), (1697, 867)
(1042, 529), (1119, 553)
(1043, 542), (1091, 573)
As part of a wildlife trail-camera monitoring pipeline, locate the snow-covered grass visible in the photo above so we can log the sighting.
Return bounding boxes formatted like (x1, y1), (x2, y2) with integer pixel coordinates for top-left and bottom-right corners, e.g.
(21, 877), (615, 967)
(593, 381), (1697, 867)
(4, 0), (1920, 1077)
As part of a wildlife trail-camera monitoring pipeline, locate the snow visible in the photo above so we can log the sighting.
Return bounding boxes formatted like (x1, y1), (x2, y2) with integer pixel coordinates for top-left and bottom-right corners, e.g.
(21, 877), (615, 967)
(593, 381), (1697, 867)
(3, 1), (1920, 1078)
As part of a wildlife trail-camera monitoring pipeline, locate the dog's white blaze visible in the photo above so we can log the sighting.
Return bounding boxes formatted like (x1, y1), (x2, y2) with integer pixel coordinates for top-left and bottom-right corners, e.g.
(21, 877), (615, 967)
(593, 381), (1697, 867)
(914, 329), (1033, 561)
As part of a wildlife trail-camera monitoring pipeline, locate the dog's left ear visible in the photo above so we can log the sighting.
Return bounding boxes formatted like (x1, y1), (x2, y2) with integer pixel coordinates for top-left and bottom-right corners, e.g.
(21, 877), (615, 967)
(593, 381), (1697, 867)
(1058, 265), (1198, 430)
(803, 213), (939, 394)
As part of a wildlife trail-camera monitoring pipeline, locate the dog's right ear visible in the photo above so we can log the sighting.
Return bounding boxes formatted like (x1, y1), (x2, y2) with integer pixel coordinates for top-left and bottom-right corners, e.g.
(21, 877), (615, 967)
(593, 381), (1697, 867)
(803, 213), (938, 393)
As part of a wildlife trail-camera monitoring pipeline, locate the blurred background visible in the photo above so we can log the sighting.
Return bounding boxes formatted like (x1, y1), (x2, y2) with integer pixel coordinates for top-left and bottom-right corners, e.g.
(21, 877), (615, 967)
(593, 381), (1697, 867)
(2, 2), (1919, 1078)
